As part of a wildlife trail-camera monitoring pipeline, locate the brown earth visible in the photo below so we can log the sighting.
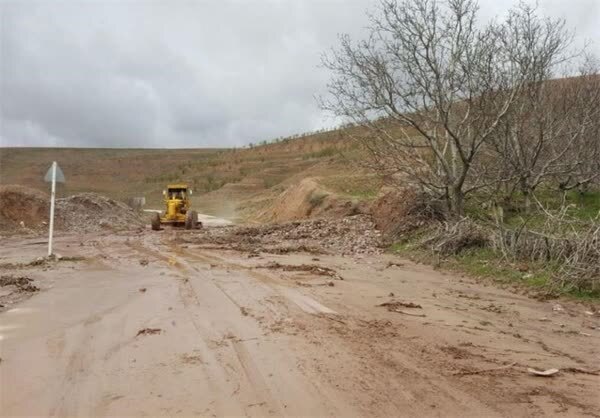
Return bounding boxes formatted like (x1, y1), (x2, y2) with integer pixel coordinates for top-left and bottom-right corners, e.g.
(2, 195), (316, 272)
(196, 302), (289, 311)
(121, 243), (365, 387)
(0, 222), (598, 417)
(255, 177), (367, 223)
(0, 185), (144, 235)
(55, 192), (145, 233)
(0, 185), (50, 232)
(0, 133), (364, 216)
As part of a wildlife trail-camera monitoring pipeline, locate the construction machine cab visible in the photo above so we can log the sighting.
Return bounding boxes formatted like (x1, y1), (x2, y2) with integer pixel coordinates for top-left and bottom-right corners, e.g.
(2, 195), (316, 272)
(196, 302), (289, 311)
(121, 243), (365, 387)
(151, 184), (199, 230)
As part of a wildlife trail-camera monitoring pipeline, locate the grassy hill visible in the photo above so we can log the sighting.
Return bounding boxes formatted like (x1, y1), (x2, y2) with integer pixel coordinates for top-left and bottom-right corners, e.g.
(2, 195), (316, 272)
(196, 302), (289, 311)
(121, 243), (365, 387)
(0, 129), (379, 221)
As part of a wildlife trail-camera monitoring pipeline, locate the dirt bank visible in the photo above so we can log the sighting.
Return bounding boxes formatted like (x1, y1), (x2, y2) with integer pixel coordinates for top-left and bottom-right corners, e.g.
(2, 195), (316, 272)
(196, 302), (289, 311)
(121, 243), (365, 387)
(0, 185), (50, 232)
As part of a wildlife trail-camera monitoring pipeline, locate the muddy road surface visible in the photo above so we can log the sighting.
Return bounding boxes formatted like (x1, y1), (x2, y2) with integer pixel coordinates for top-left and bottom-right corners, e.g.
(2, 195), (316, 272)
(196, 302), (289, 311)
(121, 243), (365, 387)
(1, 226), (599, 417)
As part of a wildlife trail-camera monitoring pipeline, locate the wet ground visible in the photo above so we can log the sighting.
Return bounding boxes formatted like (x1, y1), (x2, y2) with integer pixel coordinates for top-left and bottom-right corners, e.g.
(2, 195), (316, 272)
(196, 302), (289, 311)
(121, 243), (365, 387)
(0, 224), (599, 417)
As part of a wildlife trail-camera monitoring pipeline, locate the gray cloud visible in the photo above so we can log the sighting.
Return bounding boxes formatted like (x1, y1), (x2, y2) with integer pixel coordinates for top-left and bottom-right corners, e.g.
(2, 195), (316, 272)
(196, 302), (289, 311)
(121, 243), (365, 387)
(1, 0), (598, 148)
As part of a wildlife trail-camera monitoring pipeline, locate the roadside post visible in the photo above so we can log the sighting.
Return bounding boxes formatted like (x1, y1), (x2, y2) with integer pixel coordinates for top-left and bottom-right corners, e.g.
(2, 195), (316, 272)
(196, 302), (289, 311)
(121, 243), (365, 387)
(44, 162), (65, 256)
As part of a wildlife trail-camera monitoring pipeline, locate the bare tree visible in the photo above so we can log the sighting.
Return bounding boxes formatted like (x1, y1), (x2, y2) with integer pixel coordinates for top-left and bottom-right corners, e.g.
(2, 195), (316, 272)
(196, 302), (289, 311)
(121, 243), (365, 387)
(552, 68), (600, 198)
(490, 56), (600, 211)
(321, 0), (577, 216)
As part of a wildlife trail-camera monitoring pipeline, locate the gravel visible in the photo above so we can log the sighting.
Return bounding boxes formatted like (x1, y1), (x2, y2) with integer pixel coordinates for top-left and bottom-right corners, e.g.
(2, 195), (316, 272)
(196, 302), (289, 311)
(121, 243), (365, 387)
(56, 193), (144, 233)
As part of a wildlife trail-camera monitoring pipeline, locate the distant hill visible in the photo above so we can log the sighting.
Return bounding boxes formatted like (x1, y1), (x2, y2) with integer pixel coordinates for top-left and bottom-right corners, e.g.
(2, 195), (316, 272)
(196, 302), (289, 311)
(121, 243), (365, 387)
(0, 128), (380, 221)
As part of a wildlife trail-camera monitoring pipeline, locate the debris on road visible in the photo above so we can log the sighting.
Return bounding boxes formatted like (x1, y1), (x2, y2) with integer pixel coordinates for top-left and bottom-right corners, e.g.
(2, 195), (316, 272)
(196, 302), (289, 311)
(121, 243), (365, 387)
(136, 328), (162, 337)
(453, 362), (517, 376)
(562, 367), (600, 376)
(0, 275), (39, 292)
(2, 228), (600, 416)
(0, 275), (40, 313)
(527, 367), (560, 377)
(394, 310), (426, 317)
(377, 300), (422, 310)
(0, 255), (84, 272)
(179, 215), (382, 256)
(180, 353), (204, 365)
(257, 262), (343, 280)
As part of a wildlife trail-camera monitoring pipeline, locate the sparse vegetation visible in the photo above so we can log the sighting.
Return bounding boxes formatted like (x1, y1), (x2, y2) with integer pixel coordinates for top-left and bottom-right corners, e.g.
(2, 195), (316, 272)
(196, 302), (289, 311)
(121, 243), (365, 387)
(324, 0), (600, 295)
(308, 191), (329, 208)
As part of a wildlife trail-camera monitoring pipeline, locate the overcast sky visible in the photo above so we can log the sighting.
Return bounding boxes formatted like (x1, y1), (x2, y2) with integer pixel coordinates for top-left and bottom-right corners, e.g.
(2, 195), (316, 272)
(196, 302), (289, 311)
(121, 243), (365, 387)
(1, 0), (598, 148)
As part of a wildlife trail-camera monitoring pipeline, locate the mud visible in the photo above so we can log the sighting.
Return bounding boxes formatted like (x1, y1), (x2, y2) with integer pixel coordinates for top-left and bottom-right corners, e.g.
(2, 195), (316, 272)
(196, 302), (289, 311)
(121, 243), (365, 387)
(0, 226), (599, 417)
(377, 300), (422, 310)
(0, 274), (40, 311)
(136, 328), (162, 337)
(257, 262), (343, 280)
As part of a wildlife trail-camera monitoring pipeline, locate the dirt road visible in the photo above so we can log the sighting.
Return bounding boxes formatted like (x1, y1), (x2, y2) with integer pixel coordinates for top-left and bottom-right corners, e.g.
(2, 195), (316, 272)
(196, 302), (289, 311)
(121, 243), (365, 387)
(1, 227), (599, 417)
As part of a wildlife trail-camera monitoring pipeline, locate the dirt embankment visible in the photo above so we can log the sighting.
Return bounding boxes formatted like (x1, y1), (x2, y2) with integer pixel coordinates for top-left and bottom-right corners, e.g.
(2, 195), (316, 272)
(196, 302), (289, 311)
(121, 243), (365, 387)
(0, 185), (50, 232)
(255, 182), (442, 242)
(0, 185), (144, 234)
(256, 178), (368, 223)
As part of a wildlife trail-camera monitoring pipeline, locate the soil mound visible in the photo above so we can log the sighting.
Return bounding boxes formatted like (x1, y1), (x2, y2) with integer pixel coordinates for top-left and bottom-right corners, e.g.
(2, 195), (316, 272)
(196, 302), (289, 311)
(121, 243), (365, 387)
(0, 185), (144, 234)
(0, 185), (50, 232)
(56, 193), (144, 233)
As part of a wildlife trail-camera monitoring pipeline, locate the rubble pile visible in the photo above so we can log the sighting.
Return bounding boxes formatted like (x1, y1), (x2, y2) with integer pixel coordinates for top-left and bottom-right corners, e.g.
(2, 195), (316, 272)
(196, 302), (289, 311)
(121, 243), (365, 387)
(183, 214), (382, 255)
(56, 193), (145, 233)
(0, 185), (145, 235)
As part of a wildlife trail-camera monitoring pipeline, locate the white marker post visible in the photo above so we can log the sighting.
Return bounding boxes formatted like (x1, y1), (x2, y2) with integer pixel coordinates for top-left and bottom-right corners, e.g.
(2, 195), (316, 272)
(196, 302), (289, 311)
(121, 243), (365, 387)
(44, 162), (65, 257)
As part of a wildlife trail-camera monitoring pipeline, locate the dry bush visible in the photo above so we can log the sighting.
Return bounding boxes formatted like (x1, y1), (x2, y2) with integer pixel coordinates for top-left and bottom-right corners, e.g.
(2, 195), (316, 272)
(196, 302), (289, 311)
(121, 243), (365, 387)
(371, 188), (445, 241)
(553, 224), (600, 292)
(489, 207), (600, 292)
(419, 218), (490, 256)
(415, 207), (599, 292)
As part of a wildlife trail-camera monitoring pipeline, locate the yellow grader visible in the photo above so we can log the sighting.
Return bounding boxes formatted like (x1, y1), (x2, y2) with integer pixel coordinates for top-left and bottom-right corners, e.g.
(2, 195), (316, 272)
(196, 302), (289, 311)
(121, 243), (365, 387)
(151, 184), (200, 230)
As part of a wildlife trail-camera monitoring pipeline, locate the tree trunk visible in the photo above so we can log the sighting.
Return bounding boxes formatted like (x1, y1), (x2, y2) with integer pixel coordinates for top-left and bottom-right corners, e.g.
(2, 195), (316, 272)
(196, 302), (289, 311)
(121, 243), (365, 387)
(520, 179), (532, 214)
(449, 186), (465, 218)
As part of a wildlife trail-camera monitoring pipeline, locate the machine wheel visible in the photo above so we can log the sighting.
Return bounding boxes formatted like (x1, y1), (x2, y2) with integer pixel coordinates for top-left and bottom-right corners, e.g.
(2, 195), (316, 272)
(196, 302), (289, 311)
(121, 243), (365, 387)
(151, 213), (161, 231)
(185, 210), (197, 230)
